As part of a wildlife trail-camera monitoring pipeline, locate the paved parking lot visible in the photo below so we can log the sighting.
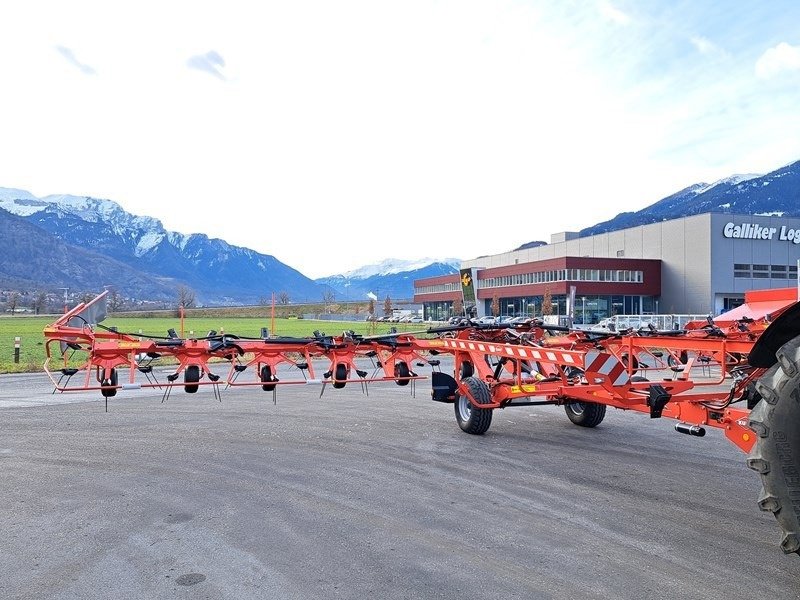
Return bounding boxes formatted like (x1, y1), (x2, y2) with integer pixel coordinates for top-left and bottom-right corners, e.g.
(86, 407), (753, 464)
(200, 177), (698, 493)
(1, 368), (799, 599)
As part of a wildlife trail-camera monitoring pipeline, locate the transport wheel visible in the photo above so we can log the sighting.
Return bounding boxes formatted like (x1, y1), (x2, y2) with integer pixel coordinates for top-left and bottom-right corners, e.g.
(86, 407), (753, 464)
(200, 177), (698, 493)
(332, 363), (348, 389)
(621, 353), (639, 375)
(101, 368), (117, 398)
(260, 365), (277, 392)
(564, 400), (606, 427)
(454, 377), (493, 435)
(184, 365), (200, 393)
(460, 361), (474, 379)
(747, 336), (800, 555)
(667, 351), (689, 367)
(394, 361), (410, 386)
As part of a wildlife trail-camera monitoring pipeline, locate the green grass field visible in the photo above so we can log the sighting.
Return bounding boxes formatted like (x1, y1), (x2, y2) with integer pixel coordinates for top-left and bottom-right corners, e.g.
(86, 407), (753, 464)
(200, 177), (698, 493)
(0, 314), (429, 373)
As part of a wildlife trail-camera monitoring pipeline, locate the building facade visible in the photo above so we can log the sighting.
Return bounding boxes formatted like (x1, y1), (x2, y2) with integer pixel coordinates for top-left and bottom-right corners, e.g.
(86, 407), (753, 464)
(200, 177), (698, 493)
(414, 212), (800, 321)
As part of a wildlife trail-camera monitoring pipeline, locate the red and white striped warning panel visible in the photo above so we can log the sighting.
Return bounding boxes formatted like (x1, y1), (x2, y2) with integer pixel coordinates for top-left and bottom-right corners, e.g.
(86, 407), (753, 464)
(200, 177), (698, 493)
(440, 339), (583, 366)
(583, 350), (630, 386)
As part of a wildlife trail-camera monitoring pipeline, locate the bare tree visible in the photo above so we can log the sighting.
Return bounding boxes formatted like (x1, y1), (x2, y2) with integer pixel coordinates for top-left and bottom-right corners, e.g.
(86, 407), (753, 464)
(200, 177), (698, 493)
(33, 291), (47, 315)
(107, 289), (124, 313)
(367, 298), (376, 317)
(491, 293), (500, 317)
(278, 291), (290, 305)
(7, 291), (20, 315)
(177, 285), (196, 309)
(322, 290), (336, 313)
(383, 295), (392, 317)
(80, 292), (93, 304)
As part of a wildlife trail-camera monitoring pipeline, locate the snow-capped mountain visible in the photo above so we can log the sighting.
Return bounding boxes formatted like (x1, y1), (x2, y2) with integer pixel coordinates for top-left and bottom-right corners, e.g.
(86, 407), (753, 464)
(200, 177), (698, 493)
(0, 207), (177, 298)
(316, 258), (461, 301)
(0, 188), (324, 304)
(578, 160), (800, 237)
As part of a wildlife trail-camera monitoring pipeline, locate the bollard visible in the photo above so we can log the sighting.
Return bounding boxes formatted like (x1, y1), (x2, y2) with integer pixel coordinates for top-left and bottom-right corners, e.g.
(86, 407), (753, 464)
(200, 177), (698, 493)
(14, 336), (20, 363)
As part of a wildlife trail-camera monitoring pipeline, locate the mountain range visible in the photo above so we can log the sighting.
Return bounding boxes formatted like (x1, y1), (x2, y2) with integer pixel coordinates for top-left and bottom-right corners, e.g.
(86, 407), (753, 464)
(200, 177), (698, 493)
(315, 258), (461, 302)
(2, 158), (799, 306)
(578, 160), (800, 237)
(0, 188), (459, 305)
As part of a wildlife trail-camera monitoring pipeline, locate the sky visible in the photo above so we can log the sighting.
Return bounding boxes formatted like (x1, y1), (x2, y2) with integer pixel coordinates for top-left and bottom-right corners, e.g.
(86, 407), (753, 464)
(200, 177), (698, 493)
(1, 1), (800, 279)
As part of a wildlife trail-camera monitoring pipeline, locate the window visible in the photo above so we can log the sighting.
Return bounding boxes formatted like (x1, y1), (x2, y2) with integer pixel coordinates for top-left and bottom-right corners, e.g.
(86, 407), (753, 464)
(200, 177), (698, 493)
(752, 264), (770, 279)
(772, 265), (787, 279)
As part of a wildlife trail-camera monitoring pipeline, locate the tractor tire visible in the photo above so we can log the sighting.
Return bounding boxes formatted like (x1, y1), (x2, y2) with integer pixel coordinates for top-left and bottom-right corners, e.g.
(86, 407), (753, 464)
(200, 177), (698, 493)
(332, 363), (348, 389)
(454, 377), (493, 435)
(747, 335), (800, 555)
(184, 365), (200, 393)
(260, 365), (277, 392)
(564, 400), (606, 427)
(394, 361), (411, 386)
(101, 368), (118, 398)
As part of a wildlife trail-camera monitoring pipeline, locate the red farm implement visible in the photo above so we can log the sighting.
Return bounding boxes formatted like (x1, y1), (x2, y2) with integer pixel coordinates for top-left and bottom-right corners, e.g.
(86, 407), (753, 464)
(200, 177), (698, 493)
(43, 292), (800, 556)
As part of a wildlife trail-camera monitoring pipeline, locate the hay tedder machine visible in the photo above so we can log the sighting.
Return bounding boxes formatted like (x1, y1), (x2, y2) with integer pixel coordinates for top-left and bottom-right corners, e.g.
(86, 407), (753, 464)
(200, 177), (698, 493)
(43, 292), (800, 555)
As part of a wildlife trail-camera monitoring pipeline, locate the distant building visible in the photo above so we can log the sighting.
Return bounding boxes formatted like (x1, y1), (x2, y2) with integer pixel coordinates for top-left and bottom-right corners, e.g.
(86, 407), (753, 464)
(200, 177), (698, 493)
(414, 212), (800, 322)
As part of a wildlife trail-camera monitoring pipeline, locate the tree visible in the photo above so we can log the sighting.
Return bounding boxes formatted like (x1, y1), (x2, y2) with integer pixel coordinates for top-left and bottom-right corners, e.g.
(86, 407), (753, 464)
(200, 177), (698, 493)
(491, 293), (500, 317)
(542, 287), (553, 316)
(177, 285), (196, 309)
(7, 291), (20, 315)
(278, 291), (290, 305)
(107, 289), (124, 313)
(367, 298), (376, 317)
(452, 295), (463, 317)
(33, 291), (47, 315)
(383, 295), (393, 317)
(322, 290), (336, 313)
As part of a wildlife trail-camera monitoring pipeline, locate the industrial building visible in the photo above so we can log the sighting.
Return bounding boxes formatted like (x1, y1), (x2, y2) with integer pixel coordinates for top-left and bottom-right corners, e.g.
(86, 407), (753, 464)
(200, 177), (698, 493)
(413, 212), (800, 322)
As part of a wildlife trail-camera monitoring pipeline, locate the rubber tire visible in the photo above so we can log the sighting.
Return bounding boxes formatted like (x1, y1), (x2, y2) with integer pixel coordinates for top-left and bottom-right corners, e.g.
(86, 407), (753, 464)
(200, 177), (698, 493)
(332, 363), (348, 389)
(260, 365), (277, 392)
(454, 377), (493, 435)
(621, 353), (639, 375)
(460, 361), (474, 380)
(394, 361), (410, 386)
(747, 335), (800, 555)
(184, 365), (200, 394)
(564, 400), (606, 427)
(101, 368), (117, 398)
(667, 351), (689, 368)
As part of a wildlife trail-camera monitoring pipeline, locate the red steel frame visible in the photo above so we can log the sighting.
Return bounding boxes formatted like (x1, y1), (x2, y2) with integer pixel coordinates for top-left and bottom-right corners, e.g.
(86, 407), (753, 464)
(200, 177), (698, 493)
(44, 293), (772, 453)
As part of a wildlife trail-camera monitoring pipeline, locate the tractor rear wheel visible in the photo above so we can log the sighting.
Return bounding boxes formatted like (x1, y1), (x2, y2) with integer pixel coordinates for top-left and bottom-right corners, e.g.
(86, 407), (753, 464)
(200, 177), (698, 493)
(454, 377), (493, 435)
(748, 336), (800, 555)
(564, 400), (606, 427)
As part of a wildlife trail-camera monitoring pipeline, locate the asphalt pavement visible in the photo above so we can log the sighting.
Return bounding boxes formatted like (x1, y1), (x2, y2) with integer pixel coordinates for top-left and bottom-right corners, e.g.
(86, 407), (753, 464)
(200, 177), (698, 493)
(1, 367), (799, 599)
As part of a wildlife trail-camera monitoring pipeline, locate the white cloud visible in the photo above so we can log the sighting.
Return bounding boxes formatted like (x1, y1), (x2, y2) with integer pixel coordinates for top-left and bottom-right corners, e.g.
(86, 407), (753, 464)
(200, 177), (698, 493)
(186, 50), (227, 81)
(690, 36), (718, 55)
(597, 0), (631, 25)
(755, 42), (800, 79)
(55, 45), (96, 75)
